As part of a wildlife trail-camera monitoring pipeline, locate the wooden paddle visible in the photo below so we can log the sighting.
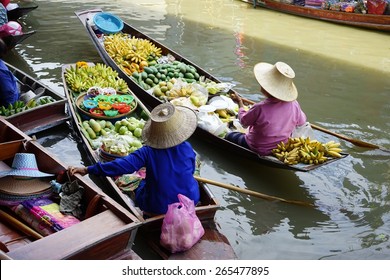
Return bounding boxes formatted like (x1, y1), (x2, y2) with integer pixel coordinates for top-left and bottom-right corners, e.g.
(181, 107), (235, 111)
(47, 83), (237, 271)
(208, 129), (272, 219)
(194, 176), (314, 207)
(0, 209), (43, 240)
(238, 95), (389, 152)
(309, 123), (389, 152)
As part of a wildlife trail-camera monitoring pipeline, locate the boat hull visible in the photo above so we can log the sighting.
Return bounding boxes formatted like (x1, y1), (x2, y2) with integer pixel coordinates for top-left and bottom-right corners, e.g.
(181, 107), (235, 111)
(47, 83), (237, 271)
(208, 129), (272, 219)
(242, 0), (390, 31)
(61, 62), (237, 260)
(3, 62), (69, 135)
(2, 31), (36, 52)
(6, 5), (38, 21)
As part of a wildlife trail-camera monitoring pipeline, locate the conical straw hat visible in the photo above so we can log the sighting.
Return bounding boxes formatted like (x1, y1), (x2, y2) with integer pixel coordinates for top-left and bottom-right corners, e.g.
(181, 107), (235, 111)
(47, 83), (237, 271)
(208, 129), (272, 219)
(142, 103), (197, 149)
(254, 61), (298, 102)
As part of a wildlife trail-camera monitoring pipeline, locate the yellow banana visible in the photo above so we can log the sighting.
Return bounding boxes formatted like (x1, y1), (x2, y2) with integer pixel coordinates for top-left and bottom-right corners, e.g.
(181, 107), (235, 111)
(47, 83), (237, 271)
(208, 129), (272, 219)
(328, 147), (342, 153)
(327, 150), (342, 158)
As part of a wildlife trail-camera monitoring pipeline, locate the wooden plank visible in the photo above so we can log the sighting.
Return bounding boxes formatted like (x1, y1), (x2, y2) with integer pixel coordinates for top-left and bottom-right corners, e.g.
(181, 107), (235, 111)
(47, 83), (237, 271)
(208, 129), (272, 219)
(0, 141), (24, 161)
(7, 210), (134, 260)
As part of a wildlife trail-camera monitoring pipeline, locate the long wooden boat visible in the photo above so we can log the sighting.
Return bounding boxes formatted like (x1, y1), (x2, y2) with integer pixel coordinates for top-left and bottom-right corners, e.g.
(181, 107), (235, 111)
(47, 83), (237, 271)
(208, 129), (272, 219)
(61, 62), (237, 260)
(241, 0), (390, 31)
(2, 62), (69, 135)
(6, 5), (38, 21)
(0, 117), (142, 260)
(2, 30), (36, 52)
(75, 8), (348, 172)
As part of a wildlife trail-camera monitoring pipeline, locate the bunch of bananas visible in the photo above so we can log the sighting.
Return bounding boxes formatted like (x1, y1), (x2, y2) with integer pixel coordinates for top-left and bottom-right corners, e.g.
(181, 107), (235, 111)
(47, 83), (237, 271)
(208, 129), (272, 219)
(272, 137), (343, 165)
(0, 96), (56, 117)
(322, 140), (343, 158)
(103, 34), (162, 76)
(0, 101), (27, 116)
(64, 63), (129, 93)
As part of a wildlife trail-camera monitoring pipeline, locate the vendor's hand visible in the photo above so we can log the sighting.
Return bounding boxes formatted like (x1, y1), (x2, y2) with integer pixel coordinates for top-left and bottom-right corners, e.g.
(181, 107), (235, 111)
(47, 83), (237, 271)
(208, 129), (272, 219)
(68, 166), (88, 176)
(230, 93), (244, 108)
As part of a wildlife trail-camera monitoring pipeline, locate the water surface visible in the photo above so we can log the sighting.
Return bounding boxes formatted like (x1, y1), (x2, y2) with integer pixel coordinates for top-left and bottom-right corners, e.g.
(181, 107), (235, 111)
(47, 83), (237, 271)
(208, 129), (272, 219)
(6, 0), (390, 260)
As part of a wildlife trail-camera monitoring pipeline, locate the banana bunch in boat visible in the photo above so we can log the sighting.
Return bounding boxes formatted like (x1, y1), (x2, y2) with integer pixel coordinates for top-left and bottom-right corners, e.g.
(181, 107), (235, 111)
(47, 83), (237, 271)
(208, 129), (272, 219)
(0, 101), (27, 116)
(272, 137), (343, 165)
(103, 33), (162, 75)
(215, 108), (236, 122)
(0, 96), (56, 117)
(64, 63), (129, 93)
(321, 140), (343, 158)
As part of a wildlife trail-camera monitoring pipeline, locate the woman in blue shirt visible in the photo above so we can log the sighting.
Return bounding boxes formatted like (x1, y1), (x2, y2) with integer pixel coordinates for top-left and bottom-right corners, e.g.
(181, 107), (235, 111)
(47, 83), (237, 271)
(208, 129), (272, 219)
(0, 38), (19, 107)
(69, 103), (200, 215)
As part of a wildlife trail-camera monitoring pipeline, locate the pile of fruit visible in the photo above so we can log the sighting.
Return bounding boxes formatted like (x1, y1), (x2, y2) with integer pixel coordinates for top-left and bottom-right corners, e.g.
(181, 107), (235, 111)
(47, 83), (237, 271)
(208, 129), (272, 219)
(0, 97), (56, 117)
(103, 34), (162, 76)
(272, 137), (343, 165)
(131, 61), (201, 90)
(81, 117), (146, 156)
(151, 78), (207, 106)
(64, 63), (129, 93)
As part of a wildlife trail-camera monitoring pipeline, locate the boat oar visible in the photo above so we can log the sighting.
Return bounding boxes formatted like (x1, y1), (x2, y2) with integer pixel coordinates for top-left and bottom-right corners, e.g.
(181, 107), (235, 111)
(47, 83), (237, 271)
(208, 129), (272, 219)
(0, 209), (43, 240)
(194, 176), (314, 207)
(309, 123), (389, 152)
(237, 95), (389, 153)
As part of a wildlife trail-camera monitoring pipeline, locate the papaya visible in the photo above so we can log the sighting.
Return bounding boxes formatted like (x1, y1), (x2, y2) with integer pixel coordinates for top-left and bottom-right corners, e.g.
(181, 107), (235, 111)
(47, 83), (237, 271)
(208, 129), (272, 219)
(89, 119), (102, 133)
(143, 67), (153, 74)
(132, 72), (140, 79)
(86, 127), (96, 139)
(184, 72), (195, 79)
(82, 121), (90, 130)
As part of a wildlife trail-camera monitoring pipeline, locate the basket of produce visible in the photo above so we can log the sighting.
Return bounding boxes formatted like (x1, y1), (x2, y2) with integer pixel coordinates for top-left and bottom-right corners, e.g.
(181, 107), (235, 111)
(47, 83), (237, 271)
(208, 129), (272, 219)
(75, 92), (137, 121)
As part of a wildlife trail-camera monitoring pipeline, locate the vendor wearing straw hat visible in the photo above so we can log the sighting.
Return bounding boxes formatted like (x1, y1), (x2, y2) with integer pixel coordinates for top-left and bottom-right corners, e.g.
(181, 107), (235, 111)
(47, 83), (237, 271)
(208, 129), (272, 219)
(68, 103), (200, 215)
(226, 61), (307, 156)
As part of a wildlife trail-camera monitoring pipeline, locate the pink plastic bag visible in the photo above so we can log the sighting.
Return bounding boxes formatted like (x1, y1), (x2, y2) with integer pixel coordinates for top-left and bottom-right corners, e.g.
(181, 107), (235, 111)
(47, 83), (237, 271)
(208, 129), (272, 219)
(160, 194), (205, 253)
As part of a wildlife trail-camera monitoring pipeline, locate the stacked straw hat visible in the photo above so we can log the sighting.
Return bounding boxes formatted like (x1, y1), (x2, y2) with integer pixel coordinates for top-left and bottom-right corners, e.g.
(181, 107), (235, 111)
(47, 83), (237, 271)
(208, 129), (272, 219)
(142, 103), (197, 149)
(253, 61), (298, 102)
(0, 153), (54, 205)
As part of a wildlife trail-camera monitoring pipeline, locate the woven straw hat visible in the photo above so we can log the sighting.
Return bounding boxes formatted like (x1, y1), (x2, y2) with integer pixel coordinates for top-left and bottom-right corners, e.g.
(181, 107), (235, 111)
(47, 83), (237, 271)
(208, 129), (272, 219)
(0, 176), (52, 195)
(253, 61), (298, 102)
(142, 103), (197, 149)
(1, 153), (54, 177)
(0, 154), (54, 195)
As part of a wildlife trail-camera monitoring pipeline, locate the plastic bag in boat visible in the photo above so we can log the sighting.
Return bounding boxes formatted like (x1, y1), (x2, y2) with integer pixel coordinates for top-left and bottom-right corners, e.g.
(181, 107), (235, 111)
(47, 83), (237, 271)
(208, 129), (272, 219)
(160, 194), (205, 253)
(292, 122), (315, 139)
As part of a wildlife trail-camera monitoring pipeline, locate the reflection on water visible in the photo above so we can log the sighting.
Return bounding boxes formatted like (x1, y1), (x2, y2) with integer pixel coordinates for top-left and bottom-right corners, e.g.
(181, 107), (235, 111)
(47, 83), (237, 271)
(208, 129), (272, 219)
(5, 0), (390, 259)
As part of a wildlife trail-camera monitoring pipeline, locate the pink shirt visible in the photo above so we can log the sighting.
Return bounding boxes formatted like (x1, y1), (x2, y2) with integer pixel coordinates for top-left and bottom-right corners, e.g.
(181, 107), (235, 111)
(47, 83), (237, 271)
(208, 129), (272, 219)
(238, 97), (306, 156)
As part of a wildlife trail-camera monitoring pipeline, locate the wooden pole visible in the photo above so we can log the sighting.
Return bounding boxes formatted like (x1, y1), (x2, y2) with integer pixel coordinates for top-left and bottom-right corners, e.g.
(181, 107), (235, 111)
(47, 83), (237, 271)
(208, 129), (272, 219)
(194, 176), (314, 207)
(309, 123), (388, 151)
(0, 209), (43, 240)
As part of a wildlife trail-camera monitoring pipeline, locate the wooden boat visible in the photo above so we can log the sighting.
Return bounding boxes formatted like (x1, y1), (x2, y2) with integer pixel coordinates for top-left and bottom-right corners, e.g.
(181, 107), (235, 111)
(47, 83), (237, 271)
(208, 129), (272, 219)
(240, 0), (390, 31)
(75, 8), (348, 172)
(2, 30), (36, 52)
(0, 117), (142, 260)
(2, 62), (69, 135)
(61, 62), (237, 260)
(6, 5), (38, 21)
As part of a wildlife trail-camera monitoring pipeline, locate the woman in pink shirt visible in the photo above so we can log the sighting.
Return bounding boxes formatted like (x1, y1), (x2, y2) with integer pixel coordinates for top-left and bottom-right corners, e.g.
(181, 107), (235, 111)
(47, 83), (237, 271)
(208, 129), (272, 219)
(225, 61), (307, 156)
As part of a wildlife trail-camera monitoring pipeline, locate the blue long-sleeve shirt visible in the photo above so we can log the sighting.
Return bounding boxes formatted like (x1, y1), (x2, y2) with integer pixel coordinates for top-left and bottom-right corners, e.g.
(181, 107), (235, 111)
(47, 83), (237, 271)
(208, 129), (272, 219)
(88, 141), (200, 214)
(0, 60), (19, 107)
